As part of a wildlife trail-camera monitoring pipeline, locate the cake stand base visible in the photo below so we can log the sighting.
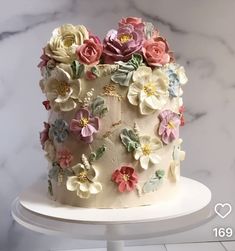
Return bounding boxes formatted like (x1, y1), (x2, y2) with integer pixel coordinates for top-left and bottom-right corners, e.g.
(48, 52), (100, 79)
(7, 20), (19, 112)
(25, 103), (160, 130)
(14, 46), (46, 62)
(11, 177), (213, 251)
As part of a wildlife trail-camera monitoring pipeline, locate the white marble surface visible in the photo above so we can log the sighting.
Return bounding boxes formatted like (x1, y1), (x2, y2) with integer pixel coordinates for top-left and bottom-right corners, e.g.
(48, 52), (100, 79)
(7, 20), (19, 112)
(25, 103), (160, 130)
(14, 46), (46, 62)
(1, 0), (235, 250)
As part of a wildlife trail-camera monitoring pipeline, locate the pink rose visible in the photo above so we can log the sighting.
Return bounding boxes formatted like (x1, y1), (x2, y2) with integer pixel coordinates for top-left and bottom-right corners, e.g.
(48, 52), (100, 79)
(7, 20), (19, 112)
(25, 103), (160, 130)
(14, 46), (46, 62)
(119, 17), (144, 30)
(142, 37), (170, 67)
(88, 33), (101, 44)
(76, 38), (103, 66)
(56, 149), (73, 169)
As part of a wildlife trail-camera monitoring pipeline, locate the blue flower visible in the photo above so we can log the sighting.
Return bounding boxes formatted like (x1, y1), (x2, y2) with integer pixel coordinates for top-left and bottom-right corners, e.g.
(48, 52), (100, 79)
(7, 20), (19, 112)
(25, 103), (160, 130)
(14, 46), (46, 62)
(49, 119), (69, 143)
(164, 63), (188, 98)
(168, 70), (180, 98)
(163, 65), (179, 98)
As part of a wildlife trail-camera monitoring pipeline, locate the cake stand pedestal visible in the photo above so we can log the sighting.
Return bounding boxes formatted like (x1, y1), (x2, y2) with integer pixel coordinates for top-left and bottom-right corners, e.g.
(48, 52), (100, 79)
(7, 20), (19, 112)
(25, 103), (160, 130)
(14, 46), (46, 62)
(11, 177), (213, 251)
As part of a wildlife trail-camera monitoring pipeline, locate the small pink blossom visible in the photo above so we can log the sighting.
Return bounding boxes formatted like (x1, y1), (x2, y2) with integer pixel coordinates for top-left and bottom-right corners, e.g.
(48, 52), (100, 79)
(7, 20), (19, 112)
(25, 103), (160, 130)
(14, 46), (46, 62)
(142, 37), (171, 67)
(179, 106), (185, 126)
(85, 70), (97, 80)
(158, 110), (180, 144)
(38, 48), (55, 69)
(56, 149), (73, 169)
(70, 108), (99, 143)
(40, 122), (50, 149)
(42, 100), (51, 110)
(119, 17), (144, 30)
(38, 48), (51, 70)
(76, 38), (103, 66)
(111, 165), (138, 192)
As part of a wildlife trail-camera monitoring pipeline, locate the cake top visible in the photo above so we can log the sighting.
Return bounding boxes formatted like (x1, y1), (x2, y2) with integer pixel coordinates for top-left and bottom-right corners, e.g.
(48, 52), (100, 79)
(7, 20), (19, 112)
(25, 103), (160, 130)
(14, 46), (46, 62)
(39, 17), (187, 112)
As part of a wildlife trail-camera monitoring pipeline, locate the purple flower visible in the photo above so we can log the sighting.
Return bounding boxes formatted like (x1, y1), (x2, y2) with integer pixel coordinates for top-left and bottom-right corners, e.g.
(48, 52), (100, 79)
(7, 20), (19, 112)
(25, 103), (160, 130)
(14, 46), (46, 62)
(70, 108), (99, 143)
(158, 110), (180, 144)
(103, 24), (144, 64)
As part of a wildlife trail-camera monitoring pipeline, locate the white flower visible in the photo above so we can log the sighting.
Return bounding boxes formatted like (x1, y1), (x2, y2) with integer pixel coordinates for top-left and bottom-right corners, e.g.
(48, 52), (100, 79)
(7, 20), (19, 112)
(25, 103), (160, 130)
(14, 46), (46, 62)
(170, 138), (185, 182)
(45, 24), (89, 64)
(177, 65), (188, 97)
(66, 163), (102, 199)
(44, 140), (56, 162)
(127, 66), (169, 115)
(175, 65), (188, 85)
(134, 135), (163, 170)
(43, 66), (81, 112)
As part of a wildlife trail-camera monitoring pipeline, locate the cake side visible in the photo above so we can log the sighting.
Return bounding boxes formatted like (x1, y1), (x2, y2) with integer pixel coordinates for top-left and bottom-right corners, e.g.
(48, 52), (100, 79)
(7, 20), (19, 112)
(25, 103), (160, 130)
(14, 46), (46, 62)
(38, 17), (187, 208)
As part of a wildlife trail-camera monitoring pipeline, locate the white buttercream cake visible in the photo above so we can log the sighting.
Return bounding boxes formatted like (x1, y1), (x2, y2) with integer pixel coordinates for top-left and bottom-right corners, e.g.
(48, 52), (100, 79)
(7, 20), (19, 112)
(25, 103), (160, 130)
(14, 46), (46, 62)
(39, 17), (187, 208)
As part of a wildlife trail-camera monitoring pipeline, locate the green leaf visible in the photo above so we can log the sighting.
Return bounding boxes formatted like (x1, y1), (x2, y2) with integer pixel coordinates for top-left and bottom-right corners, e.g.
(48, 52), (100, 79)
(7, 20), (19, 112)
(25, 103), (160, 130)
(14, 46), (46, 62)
(63, 168), (74, 177)
(143, 170), (165, 193)
(111, 67), (134, 87)
(91, 96), (108, 117)
(111, 54), (143, 87)
(129, 53), (143, 68)
(96, 145), (107, 160)
(120, 128), (140, 152)
(89, 145), (107, 163)
(71, 60), (85, 79)
(48, 179), (53, 196)
(156, 169), (165, 179)
(48, 162), (60, 181)
(90, 66), (100, 77)
(89, 152), (96, 163)
(48, 162), (74, 185)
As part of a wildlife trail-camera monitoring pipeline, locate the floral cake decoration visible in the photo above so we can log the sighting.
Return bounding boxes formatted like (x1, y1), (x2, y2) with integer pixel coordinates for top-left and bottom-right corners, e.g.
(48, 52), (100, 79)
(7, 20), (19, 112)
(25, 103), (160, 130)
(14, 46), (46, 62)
(38, 17), (187, 198)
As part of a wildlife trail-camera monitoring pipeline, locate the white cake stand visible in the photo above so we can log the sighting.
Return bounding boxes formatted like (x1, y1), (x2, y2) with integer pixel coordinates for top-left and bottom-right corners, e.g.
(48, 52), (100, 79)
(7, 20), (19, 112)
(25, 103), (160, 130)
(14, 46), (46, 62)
(11, 177), (213, 251)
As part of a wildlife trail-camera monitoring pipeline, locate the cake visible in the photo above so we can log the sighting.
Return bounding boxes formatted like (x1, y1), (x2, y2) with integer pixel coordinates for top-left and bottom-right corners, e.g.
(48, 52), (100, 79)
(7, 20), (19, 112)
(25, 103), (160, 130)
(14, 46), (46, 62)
(38, 17), (188, 208)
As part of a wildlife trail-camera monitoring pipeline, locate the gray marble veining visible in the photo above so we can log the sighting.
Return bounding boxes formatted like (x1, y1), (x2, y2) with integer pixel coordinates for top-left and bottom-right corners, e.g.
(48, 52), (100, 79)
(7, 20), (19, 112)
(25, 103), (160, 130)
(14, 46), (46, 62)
(1, 0), (235, 250)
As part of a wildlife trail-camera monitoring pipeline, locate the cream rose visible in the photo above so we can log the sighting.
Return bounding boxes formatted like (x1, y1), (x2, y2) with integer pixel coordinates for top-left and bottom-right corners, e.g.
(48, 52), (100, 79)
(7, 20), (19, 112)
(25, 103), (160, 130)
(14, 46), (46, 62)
(45, 24), (89, 64)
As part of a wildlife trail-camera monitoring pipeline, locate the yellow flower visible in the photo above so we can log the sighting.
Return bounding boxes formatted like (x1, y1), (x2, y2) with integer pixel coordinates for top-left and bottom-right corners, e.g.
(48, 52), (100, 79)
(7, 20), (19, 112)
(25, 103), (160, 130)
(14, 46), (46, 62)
(45, 24), (89, 64)
(127, 66), (169, 115)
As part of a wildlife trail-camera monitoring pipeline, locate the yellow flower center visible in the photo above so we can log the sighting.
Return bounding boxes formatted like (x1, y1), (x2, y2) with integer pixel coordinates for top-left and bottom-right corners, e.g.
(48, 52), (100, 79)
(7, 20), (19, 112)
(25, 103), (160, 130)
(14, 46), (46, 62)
(57, 81), (70, 96)
(122, 174), (130, 181)
(168, 121), (175, 129)
(77, 171), (88, 183)
(62, 34), (75, 47)
(143, 83), (156, 96)
(142, 144), (152, 156)
(79, 117), (89, 127)
(119, 34), (133, 43)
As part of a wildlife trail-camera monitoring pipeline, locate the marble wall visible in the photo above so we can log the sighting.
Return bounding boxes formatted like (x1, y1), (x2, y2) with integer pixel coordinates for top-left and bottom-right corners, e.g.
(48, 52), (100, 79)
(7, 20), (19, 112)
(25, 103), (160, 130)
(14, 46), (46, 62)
(1, 0), (235, 250)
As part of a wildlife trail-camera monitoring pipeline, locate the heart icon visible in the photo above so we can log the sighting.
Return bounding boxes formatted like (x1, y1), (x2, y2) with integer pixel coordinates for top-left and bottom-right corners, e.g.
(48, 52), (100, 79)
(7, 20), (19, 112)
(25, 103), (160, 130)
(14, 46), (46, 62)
(214, 203), (232, 219)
